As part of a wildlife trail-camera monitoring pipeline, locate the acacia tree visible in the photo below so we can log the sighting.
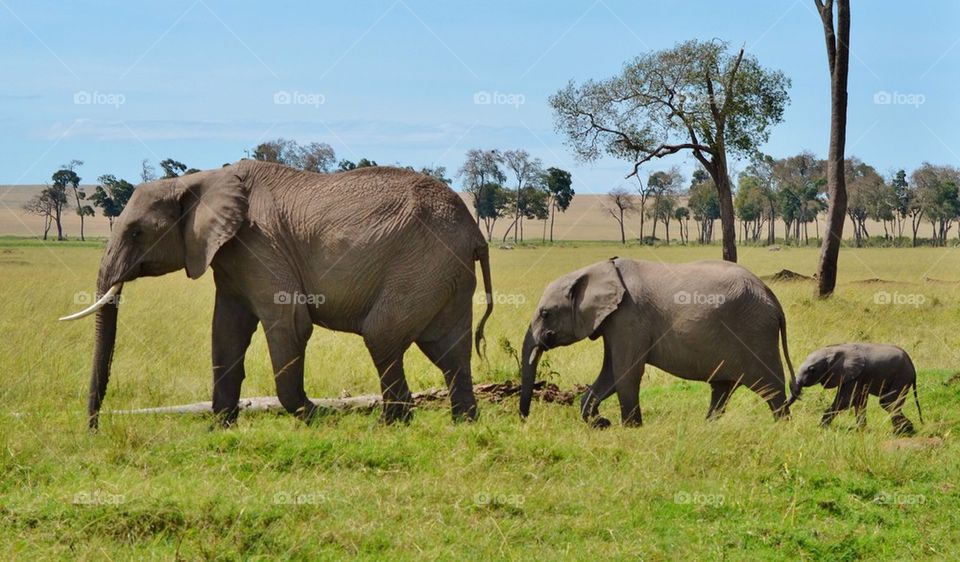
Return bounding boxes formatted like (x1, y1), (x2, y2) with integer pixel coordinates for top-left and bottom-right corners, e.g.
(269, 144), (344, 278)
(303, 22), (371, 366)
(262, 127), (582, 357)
(674, 206), (690, 244)
(634, 176), (654, 241)
(458, 149), (506, 240)
(774, 152), (825, 244)
(550, 39), (790, 262)
(891, 169), (909, 238)
(688, 179), (720, 243)
(22, 190), (58, 239)
(735, 174), (767, 242)
(90, 175), (136, 231)
(742, 155), (778, 244)
(543, 167), (574, 243)
(52, 161), (93, 241)
(606, 188), (636, 244)
(501, 149), (543, 243)
(646, 168), (683, 241)
(814, 0), (851, 296)
(912, 163), (960, 246)
(253, 138), (336, 172)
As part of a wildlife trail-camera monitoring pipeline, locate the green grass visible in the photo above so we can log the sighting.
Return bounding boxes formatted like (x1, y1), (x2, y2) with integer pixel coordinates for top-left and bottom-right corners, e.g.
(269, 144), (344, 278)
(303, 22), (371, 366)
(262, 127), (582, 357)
(1, 242), (959, 559)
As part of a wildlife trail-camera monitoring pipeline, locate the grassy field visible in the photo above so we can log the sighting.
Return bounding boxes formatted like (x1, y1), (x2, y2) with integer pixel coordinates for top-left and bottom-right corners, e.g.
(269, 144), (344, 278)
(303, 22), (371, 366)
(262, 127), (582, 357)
(1, 240), (959, 559)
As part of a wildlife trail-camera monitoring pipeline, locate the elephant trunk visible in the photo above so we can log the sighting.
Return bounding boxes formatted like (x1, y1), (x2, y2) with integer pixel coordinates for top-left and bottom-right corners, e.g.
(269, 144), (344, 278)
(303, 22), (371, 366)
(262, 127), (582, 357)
(88, 273), (123, 430)
(519, 327), (542, 419)
(786, 379), (802, 408)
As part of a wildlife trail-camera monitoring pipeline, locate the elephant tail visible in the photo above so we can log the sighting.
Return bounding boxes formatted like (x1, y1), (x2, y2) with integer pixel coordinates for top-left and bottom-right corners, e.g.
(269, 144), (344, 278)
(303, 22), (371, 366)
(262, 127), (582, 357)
(474, 242), (494, 360)
(913, 381), (924, 425)
(779, 312), (796, 388)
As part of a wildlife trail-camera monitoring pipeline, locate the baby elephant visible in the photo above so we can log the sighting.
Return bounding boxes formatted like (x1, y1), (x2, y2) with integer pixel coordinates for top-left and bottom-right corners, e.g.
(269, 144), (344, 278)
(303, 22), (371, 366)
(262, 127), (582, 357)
(787, 343), (923, 434)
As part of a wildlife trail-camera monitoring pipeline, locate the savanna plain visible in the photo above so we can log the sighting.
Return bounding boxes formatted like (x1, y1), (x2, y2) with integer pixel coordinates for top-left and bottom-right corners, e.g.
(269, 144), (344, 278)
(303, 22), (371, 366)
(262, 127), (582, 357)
(1, 239), (958, 560)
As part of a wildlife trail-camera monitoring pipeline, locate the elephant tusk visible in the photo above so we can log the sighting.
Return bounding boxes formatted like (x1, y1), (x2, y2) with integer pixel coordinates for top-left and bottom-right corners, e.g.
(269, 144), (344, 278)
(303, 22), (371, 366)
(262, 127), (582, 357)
(59, 283), (123, 321)
(528, 347), (541, 365)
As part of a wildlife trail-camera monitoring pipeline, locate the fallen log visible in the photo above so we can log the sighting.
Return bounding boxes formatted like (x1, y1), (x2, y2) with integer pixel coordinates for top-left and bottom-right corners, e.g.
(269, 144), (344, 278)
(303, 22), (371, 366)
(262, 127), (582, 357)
(112, 381), (587, 416)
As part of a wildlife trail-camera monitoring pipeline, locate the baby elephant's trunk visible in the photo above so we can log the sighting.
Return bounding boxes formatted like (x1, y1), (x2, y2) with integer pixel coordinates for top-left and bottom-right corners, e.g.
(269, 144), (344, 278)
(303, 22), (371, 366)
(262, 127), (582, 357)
(785, 380), (802, 408)
(519, 328), (542, 419)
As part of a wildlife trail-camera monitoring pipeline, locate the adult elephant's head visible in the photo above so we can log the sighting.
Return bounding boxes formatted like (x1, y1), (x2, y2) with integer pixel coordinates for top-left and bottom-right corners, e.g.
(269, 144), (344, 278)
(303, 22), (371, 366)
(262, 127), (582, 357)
(519, 260), (625, 418)
(60, 165), (249, 429)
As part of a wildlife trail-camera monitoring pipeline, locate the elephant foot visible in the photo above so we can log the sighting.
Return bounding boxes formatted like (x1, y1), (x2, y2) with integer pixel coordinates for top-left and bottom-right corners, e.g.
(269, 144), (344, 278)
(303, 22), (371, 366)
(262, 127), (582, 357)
(212, 408), (240, 429)
(451, 405), (479, 424)
(893, 420), (915, 436)
(295, 401), (324, 425)
(380, 400), (414, 424)
(590, 417), (612, 429)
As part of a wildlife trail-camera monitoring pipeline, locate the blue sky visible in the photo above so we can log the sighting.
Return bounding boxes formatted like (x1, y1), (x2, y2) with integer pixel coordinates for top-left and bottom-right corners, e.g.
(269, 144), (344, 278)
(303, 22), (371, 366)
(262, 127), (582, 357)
(1, 0), (958, 192)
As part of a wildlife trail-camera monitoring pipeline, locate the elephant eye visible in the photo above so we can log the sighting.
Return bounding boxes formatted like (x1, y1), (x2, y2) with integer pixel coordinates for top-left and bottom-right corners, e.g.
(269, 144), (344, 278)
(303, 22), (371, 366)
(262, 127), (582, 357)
(539, 308), (548, 318)
(130, 228), (142, 239)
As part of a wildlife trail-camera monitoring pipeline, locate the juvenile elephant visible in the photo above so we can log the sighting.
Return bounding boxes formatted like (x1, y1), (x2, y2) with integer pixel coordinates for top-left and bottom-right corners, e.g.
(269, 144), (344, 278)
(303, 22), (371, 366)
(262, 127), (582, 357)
(61, 161), (493, 429)
(520, 258), (795, 426)
(786, 343), (923, 434)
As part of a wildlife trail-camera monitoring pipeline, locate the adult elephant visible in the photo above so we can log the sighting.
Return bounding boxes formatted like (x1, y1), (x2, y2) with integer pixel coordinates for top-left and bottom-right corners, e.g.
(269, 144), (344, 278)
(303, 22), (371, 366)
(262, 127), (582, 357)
(61, 161), (493, 429)
(519, 258), (794, 426)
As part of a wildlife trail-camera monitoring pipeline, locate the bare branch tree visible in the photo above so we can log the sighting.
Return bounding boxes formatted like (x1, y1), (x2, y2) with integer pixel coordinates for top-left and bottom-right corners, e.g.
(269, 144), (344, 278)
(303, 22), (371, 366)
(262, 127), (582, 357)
(814, 0), (851, 296)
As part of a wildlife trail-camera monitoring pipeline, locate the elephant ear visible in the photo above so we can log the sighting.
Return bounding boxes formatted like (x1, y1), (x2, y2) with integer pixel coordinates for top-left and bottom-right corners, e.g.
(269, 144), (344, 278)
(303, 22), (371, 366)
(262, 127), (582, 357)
(823, 348), (866, 388)
(567, 261), (626, 341)
(176, 168), (249, 279)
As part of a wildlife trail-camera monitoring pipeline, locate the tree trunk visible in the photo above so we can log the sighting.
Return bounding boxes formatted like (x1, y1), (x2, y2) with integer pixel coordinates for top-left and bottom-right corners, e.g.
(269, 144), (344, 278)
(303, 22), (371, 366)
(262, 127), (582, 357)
(815, 0), (851, 297)
(55, 209), (64, 241)
(711, 160), (738, 262)
(638, 199), (646, 242)
(549, 200), (556, 243)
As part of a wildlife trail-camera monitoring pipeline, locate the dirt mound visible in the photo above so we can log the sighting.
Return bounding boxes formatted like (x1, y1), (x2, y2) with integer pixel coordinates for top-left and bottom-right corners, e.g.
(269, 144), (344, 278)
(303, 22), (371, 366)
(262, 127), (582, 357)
(764, 269), (813, 282)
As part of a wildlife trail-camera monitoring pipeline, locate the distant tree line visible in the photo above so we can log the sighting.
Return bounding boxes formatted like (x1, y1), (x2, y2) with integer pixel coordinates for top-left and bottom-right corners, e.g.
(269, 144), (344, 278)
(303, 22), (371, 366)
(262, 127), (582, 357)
(601, 155), (960, 247)
(456, 148), (574, 243)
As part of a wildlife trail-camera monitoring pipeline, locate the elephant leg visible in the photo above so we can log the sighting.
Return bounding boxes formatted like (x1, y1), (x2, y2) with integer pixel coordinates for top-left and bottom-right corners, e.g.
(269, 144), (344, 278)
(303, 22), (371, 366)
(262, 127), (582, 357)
(211, 290), (259, 427)
(417, 327), (478, 423)
(262, 311), (317, 421)
(821, 381), (856, 427)
(366, 344), (414, 424)
(853, 386), (870, 430)
(580, 338), (615, 428)
(611, 349), (645, 427)
(879, 386), (914, 435)
(706, 381), (737, 420)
